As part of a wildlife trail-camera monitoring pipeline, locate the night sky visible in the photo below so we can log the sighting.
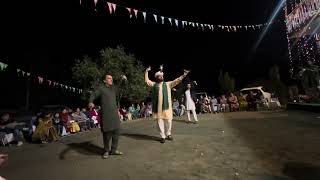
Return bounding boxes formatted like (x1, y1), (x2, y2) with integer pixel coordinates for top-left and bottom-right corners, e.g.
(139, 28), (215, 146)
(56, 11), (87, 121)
(0, 0), (290, 109)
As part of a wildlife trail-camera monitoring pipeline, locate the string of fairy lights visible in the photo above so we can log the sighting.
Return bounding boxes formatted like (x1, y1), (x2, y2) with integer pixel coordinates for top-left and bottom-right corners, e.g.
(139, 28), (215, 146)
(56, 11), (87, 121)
(285, 0), (320, 77)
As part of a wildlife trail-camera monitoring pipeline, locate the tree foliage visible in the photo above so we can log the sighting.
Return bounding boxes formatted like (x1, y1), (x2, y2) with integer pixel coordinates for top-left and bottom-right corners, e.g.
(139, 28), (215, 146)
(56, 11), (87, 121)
(218, 70), (235, 93)
(72, 46), (148, 104)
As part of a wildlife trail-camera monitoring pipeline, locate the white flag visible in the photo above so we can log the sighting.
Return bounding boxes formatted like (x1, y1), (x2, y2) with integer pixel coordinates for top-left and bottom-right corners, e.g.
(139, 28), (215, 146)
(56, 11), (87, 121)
(153, 14), (157, 23)
(161, 16), (164, 24)
(142, 12), (146, 23)
(175, 19), (179, 27)
(168, 18), (172, 25)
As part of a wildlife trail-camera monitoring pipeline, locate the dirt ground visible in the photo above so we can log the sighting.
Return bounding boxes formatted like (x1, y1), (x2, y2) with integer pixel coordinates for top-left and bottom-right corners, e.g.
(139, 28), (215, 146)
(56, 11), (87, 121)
(1, 110), (320, 180)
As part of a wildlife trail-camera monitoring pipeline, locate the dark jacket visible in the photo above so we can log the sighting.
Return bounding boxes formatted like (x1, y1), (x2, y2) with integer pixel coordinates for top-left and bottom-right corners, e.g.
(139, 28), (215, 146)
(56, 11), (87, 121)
(89, 85), (120, 132)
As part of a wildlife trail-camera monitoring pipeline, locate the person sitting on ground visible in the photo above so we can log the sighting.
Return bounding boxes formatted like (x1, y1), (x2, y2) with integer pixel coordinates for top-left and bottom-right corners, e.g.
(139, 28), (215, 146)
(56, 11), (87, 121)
(32, 112), (59, 144)
(69, 113), (81, 133)
(73, 108), (91, 131)
(220, 95), (229, 112)
(128, 104), (138, 119)
(144, 103), (153, 118)
(228, 92), (239, 112)
(246, 91), (258, 111)
(88, 106), (100, 128)
(136, 104), (141, 118)
(172, 99), (180, 116)
(0, 113), (25, 146)
(210, 96), (219, 113)
(238, 92), (248, 111)
(53, 113), (64, 136)
(119, 107), (128, 121)
(81, 108), (94, 129)
(139, 102), (146, 118)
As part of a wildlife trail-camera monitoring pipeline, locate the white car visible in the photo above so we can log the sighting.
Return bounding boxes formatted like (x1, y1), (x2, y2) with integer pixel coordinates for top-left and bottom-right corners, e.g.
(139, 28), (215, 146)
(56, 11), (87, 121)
(240, 86), (271, 102)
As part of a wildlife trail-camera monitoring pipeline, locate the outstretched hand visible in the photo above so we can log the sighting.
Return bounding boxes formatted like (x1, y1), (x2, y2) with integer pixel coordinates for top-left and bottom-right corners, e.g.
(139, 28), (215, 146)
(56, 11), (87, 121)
(146, 66), (151, 72)
(184, 69), (190, 76)
(121, 75), (127, 81)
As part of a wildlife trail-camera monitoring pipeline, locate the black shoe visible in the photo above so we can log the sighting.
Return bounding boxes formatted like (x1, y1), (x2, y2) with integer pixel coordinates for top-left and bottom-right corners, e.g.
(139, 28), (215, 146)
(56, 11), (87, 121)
(193, 121), (198, 124)
(102, 152), (109, 159)
(160, 138), (165, 143)
(166, 135), (173, 141)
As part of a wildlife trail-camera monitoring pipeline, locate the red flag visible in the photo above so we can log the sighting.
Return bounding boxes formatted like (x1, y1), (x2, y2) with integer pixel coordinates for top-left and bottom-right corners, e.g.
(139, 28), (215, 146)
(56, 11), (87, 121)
(111, 3), (116, 13)
(126, 7), (132, 18)
(38, 76), (43, 84)
(133, 9), (138, 18)
(107, 2), (113, 14)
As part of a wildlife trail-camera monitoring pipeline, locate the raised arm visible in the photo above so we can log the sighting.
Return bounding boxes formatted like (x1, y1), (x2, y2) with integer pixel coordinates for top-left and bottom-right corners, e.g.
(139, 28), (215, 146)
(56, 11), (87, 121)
(169, 70), (190, 88)
(145, 67), (155, 87)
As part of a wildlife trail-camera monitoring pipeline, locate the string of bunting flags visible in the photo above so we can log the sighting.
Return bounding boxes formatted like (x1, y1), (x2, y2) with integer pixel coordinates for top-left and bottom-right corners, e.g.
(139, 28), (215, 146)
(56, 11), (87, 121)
(0, 61), (83, 94)
(83, 0), (272, 32)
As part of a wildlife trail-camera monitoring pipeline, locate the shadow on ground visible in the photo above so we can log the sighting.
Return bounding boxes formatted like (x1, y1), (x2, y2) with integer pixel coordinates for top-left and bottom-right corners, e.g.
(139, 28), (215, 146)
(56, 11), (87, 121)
(226, 111), (320, 177)
(283, 162), (320, 180)
(121, 133), (160, 142)
(59, 141), (104, 160)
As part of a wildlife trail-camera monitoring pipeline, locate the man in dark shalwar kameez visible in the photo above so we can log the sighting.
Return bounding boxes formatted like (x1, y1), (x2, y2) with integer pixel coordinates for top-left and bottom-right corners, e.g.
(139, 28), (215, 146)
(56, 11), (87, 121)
(89, 74), (126, 159)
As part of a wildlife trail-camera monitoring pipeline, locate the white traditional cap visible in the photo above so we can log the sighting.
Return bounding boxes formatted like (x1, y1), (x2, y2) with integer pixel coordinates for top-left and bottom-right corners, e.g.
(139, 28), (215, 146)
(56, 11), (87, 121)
(155, 71), (164, 78)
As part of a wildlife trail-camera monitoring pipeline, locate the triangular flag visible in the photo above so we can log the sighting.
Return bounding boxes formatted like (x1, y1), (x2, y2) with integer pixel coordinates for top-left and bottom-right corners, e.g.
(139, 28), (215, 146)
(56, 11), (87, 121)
(17, 69), (21, 74)
(233, 26), (237, 32)
(38, 76), (43, 84)
(211, 25), (214, 31)
(175, 19), (179, 27)
(252, 26), (255, 30)
(65, 85), (68, 90)
(142, 12), (146, 23)
(94, 0), (98, 7)
(245, 26), (248, 30)
(73, 87), (75, 92)
(161, 16), (164, 24)
(47, 80), (52, 86)
(22, 71), (25, 77)
(168, 18), (172, 25)
(153, 14), (157, 23)
(133, 9), (138, 18)
(196, 23), (199, 28)
(107, 2), (113, 14)
(111, 3), (116, 13)
(222, 26), (225, 29)
(181, 21), (185, 28)
(0, 62), (5, 71)
(200, 24), (204, 30)
(126, 7), (132, 18)
(27, 72), (31, 76)
(192, 22), (195, 27)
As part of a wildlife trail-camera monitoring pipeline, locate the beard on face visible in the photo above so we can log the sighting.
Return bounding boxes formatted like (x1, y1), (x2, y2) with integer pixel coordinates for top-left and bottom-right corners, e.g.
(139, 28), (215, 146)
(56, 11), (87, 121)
(156, 76), (164, 83)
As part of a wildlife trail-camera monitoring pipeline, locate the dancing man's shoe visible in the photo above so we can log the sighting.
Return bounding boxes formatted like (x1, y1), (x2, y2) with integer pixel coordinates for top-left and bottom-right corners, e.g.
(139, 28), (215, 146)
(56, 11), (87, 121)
(166, 135), (173, 141)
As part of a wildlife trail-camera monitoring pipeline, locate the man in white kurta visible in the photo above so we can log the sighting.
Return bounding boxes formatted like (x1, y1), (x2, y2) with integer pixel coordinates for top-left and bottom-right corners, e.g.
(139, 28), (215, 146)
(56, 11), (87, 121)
(185, 83), (198, 123)
(145, 67), (189, 143)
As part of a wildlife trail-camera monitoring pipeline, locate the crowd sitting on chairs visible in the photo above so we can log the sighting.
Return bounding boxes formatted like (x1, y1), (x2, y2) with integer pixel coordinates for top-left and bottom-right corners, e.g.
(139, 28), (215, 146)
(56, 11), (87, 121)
(0, 106), (103, 146)
(194, 91), (270, 114)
